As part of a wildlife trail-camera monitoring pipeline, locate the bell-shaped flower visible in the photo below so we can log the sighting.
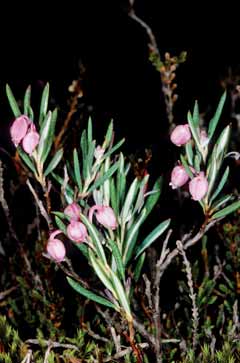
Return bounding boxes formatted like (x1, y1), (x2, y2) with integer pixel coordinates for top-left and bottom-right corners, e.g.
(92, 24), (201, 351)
(22, 125), (40, 155)
(10, 115), (31, 147)
(64, 202), (81, 221)
(46, 230), (66, 263)
(169, 165), (189, 189)
(67, 220), (88, 243)
(170, 124), (191, 146)
(89, 205), (117, 230)
(189, 172), (208, 201)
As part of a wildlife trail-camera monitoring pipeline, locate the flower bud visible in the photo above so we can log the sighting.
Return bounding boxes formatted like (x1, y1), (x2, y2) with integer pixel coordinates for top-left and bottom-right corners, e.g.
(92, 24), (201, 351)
(67, 220), (88, 242)
(22, 130), (40, 155)
(94, 145), (105, 160)
(200, 130), (209, 147)
(169, 165), (189, 189)
(64, 202), (81, 221)
(46, 230), (66, 263)
(170, 124), (191, 146)
(189, 172), (208, 201)
(89, 205), (117, 230)
(10, 115), (31, 146)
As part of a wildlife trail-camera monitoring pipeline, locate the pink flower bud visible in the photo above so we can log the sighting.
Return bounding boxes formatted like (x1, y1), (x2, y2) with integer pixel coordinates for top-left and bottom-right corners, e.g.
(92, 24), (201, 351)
(169, 165), (189, 189)
(64, 202), (81, 221)
(22, 130), (40, 155)
(67, 220), (88, 242)
(89, 205), (117, 230)
(189, 172), (208, 201)
(46, 230), (66, 262)
(170, 124), (191, 146)
(200, 130), (209, 147)
(10, 115), (31, 146)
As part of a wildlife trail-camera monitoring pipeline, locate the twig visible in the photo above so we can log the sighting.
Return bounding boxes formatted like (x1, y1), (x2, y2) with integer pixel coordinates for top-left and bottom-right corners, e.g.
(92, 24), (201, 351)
(102, 343), (149, 362)
(133, 315), (155, 347)
(0, 286), (18, 301)
(20, 349), (32, 363)
(110, 327), (121, 353)
(82, 322), (110, 343)
(177, 240), (199, 350)
(26, 339), (79, 350)
(143, 274), (153, 310)
(26, 179), (52, 230)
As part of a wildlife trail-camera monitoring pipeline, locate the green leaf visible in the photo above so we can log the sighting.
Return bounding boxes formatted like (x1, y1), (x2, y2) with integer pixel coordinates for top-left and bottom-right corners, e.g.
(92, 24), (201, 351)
(6, 84), (21, 117)
(185, 141), (193, 166)
(108, 269), (132, 321)
(103, 120), (113, 148)
(187, 111), (201, 152)
(67, 277), (117, 310)
(120, 178), (139, 224)
(87, 117), (93, 145)
(193, 100), (200, 127)
(88, 161), (119, 194)
(80, 130), (88, 179)
(80, 214), (107, 264)
(193, 152), (201, 173)
(108, 239), (125, 281)
(39, 83), (50, 127)
(41, 108), (58, 164)
(144, 176), (163, 219)
(102, 138), (125, 160)
(209, 166), (229, 205)
(44, 148), (63, 176)
(52, 211), (69, 221)
(17, 147), (37, 174)
(133, 252), (146, 282)
(211, 200), (240, 220)
(123, 209), (147, 265)
(208, 91), (226, 140)
(74, 243), (89, 260)
(211, 194), (233, 212)
(38, 111), (52, 159)
(51, 172), (74, 200)
(135, 218), (171, 259)
(55, 216), (67, 234)
(24, 86), (31, 117)
(180, 154), (194, 178)
(73, 149), (82, 192)
(116, 153), (126, 208)
(110, 179), (118, 215)
(103, 157), (110, 205)
(89, 250), (116, 298)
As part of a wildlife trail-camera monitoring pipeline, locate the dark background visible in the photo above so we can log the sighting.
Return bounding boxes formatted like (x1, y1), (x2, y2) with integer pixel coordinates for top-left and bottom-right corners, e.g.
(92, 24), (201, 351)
(0, 1), (239, 154)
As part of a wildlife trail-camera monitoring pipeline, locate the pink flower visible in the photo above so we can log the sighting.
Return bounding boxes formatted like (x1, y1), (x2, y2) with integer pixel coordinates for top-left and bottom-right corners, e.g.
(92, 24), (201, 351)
(22, 130), (40, 155)
(10, 115), (31, 146)
(67, 220), (88, 242)
(170, 165), (189, 189)
(64, 202), (81, 221)
(46, 230), (66, 263)
(170, 124), (191, 146)
(189, 172), (208, 201)
(89, 205), (117, 230)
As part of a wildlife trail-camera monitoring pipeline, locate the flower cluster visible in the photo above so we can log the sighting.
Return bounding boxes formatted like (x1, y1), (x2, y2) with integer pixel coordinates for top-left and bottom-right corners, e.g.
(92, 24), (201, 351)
(170, 124), (208, 201)
(10, 115), (40, 155)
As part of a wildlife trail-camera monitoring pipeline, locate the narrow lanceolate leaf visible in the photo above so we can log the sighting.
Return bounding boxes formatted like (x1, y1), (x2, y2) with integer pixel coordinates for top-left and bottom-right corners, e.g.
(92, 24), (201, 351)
(144, 177), (163, 219)
(67, 277), (117, 310)
(133, 253), (146, 282)
(74, 243), (89, 260)
(103, 157), (110, 205)
(89, 250), (117, 299)
(54, 216), (67, 234)
(52, 211), (69, 221)
(17, 147), (37, 174)
(102, 138), (125, 160)
(73, 149), (82, 192)
(180, 155), (194, 178)
(110, 179), (118, 215)
(41, 108), (58, 164)
(80, 130), (88, 180)
(134, 174), (149, 214)
(211, 200), (240, 220)
(123, 209), (147, 265)
(103, 120), (113, 148)
(193, 100), (200, 127)
(209, 166), (229, 205)
(193, 152), (201, 173)
(185, 141), (193, 166)
(6, 84), (21, 117)
(87, 117), (93, 145)
(86, 140), (96, 180)
(120, 178), (139, 224)
(135, 218), (171, 259)
(38, 111), (52, 161)
(215, 125), (231, 161)
(208, 91), (227, 140)
(187, 111), (201, 152)
(24, 86), (31, 117)
(117, 153), (126, 207)
(44, 148), (63, 176)
(211, 194), (233, 213)
(109, 269), (132, 322)
(108, 239), (125, 281)
(80, 214), (107, 264)
(51, 172), (75, 200)
(39, 83), (50, 127)
(88, 161), (119, 194)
